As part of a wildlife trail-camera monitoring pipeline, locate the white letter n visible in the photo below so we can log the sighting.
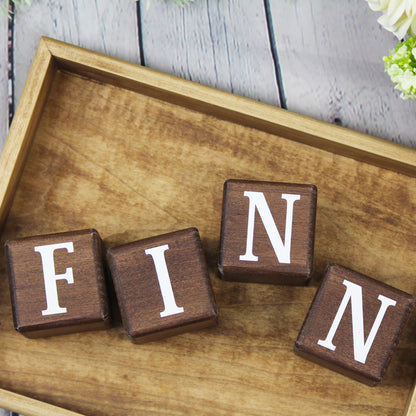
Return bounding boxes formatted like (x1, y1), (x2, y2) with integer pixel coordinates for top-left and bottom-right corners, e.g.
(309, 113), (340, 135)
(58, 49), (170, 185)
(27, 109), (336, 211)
(145, 244), (184, 318)
(239, 191), (301, 264)
(317, 279), (396, 364)
(34, 242), (75, 316)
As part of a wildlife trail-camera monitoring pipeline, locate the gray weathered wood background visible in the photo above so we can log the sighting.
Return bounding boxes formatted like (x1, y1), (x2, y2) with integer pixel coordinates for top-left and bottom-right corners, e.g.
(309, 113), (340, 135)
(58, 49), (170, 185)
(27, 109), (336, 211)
(1, 0), (416, 151)
(0, 0), (415, 414)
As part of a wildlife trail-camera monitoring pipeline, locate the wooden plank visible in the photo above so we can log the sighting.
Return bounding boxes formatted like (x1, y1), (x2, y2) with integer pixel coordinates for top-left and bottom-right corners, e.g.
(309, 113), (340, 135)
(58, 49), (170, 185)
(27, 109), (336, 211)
(405, 381), (416, 416)
(23, 38), (416, 177)
(267, 0), (416, 147)
(0, 38), (54, 232)
(0, 388), (85, 416)
(13, 0), (139, 105)
(0, 11), (9, 150)
(140, 0), (280, 106)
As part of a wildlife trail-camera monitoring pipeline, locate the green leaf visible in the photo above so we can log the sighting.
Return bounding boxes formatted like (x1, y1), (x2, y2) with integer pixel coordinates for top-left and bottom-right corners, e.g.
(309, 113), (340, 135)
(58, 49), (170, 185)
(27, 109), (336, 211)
(384, 37), (416, 100)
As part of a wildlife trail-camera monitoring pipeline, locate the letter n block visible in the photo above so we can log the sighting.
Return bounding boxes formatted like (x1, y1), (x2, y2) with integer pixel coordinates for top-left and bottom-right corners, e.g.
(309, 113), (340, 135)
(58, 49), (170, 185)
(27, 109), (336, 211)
(218, 179), (317, 285)
(106, 228), (218, 343)
(5, 229), (111, 338)
(294, 264), (414, 385)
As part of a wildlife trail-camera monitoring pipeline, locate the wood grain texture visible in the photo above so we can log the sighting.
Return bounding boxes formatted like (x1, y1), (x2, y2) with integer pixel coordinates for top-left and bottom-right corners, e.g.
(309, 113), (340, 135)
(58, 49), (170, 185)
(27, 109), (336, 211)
(140, 0), (280, 106)
(267, 0), (416, 147)
(406, 381), (416, 416)
(36, 38), (416, 178)
(1, 0), (416, 412)
(295, 264), (415, 386)
(0, 13), (9, 150)
(107, 228), (217, 343)
(0, 55), (416, 415)
(13, 0), (140, 105)
(218, 180), (317, 285)
(0, 38), (55, 232)
(6, 229), (110, 338)
(0, 387), (85, 416)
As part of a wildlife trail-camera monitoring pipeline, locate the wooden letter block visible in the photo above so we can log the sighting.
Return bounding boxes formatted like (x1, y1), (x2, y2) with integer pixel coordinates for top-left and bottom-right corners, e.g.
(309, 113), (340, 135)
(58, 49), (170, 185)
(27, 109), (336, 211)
(218, 179), (317, 285)
(5, 229), (111, 338)
(294, 264), (414, 386)
(106, 227), (218, 343)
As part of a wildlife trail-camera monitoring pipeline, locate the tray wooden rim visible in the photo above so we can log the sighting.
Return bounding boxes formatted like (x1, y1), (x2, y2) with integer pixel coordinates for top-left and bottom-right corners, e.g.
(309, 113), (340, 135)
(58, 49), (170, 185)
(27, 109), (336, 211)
(0, 37), (416, 416)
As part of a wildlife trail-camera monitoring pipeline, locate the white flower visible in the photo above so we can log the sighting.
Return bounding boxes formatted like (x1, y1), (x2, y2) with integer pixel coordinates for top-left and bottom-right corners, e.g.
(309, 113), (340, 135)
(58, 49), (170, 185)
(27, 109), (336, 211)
(365, 0), (416, 39)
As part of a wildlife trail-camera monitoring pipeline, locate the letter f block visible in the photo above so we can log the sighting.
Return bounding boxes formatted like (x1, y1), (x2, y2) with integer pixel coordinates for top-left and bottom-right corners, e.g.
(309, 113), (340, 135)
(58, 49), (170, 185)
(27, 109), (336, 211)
(106, 228), (218, 343)
(218, 180), (317, 285)
(294, 264), (414, 385)
(5, 229), (111, 338)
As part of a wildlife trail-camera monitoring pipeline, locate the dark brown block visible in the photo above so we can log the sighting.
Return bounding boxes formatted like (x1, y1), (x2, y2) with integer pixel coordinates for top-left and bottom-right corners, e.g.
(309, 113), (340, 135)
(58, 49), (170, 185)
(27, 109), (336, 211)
(294, 264), (414, 386)
(106, 227), (218, 343)
(218, 179), (317, 285)
(5, 229), (111, 338)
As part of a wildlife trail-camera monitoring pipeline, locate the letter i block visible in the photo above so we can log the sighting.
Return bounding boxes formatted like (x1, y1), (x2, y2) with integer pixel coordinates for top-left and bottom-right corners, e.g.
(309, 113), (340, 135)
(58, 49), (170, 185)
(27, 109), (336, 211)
(218, 179), (317, 285)
(106, 228), (218, 343)
(5, 229), (111, 338)
(294, 264), (414, 386)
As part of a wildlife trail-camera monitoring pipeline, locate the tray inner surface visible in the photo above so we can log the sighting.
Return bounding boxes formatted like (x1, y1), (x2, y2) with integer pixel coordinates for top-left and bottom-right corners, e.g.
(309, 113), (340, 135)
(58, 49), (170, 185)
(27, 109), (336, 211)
(0, 69), (415, 416)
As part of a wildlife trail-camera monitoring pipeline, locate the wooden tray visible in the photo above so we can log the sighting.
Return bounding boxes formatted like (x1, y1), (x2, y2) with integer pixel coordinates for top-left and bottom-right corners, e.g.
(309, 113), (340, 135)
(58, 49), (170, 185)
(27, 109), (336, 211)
(0, 37), (416, 416)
